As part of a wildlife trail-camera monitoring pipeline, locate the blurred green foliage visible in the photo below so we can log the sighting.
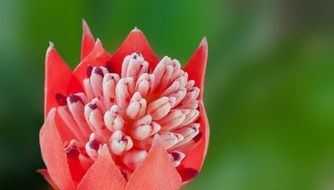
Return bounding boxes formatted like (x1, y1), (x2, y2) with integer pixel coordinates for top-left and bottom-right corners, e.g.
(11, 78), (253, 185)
(0, 0), (334, 190)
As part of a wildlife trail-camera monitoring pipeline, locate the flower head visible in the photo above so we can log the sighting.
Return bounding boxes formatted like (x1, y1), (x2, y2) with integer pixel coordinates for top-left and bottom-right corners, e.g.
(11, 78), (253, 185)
(39, 20), (209, 190)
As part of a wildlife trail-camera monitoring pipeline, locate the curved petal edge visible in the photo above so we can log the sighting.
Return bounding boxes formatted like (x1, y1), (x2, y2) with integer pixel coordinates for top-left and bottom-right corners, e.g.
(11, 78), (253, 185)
(81, 20), (95, 61)
(179, 101), (209, 180)
(44, 43), (72, 117)
(37, 169), (61, 190)
(40, 108), (75, 190)
(183, 37), (208, 99)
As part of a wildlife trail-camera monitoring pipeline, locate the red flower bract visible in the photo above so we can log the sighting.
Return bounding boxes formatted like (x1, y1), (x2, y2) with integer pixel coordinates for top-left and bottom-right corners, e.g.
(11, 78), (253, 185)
(39, 20), (209, 190)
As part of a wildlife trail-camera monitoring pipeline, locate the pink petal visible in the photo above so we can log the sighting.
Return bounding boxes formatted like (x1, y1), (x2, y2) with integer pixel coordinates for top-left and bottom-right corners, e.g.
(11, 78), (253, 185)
(183, 37), (208, 99)
(125, 137), (182, 190)
(55, 107), (75, 142)
(67, 40), (112, 94)
(178, 101), (209, 181)
(44, 43), (72, 117)
(81, 20), (95, 61)
(39, 109), (75, 190)
(109, 28), (159, 74)
(37, 169), (61, 190)
(77, 145), (126, 190)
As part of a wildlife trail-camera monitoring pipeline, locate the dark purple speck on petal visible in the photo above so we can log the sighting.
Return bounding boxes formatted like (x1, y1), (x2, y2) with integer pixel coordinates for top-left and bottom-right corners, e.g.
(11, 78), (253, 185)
(179, 168), (199, 182)
(171, 152), (181, 161)
(66, 147), (79, 158)
(106, 61), (113, 72)
(88, 103), (97, 110)
(94, 67), (104, 77)
(55, 93), (67, 106)
(193, 132), (202, 143)
(69, 94), (81, 104)
(89, 139), (100, 151)
(87, 65), (93, 77)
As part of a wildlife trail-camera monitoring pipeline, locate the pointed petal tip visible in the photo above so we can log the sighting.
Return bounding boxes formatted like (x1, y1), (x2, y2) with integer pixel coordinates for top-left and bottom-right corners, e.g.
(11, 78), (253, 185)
(131, 26), (141, 32)
(77, 142), (126, 190)
(82, 19), (93, 34)
(46, 41), (55, 54)
(93, 38), (104, 49)
(82, 19), (88, 28)
(200, 36), (208, 48)
(95, 38), (102, 45)
(36, 168), (44, 174)
(48, 41), (54, 47)
(100, 144), (109, 155)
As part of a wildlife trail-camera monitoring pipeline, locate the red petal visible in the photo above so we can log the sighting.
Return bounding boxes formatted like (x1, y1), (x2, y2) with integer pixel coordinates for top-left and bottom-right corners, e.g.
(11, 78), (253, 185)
(39, 109), (75, 190)
(77, 145), (126, 190)
(37, 169), (61, 190)
(109, 28), (159, 74)
(67, 40), (112, 94)
(179, 101), (209, 181)
(183, 37), (208, 99)
(81, 20), (95, 61)
(44, 43), (72, 117)
(125, 137), (182, 190)
(67, 156), (88, 184)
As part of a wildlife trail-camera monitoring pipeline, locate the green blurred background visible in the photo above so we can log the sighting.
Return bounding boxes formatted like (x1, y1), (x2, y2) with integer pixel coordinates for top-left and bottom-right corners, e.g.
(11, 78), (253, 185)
(1, 0), (334, 189)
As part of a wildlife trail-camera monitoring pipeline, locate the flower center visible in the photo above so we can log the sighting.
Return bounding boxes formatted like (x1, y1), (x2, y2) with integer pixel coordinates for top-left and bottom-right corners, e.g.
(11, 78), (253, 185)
(56, 53), (201, 179)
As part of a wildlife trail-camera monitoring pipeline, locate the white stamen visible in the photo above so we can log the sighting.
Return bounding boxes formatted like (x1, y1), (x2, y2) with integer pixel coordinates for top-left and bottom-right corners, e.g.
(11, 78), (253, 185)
(84, 98), (99, 130)
(110, 130), (133, 155)
(90, 67), (108, 99)
(102, 73), (120, 108)
(160, 132), (184, 149)
(85, 133), (101, 161)
(158, 109), (185, 130)
(169, 151), (185, 167)
(126, 92), (147, 119)
(104, 105), (125, 131)
(123, 149), (147, 171)
(147, 97), (172, 120)
(67, 94), (90, 138)
(181, 100), (199, 110)
(181, 109), (200, 127)
(161, 81), (180, 97)
(168, 88), (187, 108)
(122, 53), (149, 80)
(170, 70), (186, 85)
(135, 73), (155, 97)
(181, 87), (200, 106)
(83, 78), (94, 100)
(159, 65), (174, 91)
(132, 115), (161, 140)
(185, 80), (195, 90)
(152, 56), (169, 88)
(173, 123), (200, 148)
(116, 78), (135, 109)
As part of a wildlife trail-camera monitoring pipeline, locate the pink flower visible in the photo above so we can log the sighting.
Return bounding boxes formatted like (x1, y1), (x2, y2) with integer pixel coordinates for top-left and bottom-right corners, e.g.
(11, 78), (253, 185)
(38, 20), (209, 190)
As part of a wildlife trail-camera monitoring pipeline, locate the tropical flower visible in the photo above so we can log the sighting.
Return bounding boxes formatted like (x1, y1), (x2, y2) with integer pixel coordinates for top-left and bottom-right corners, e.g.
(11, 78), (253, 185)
(38, 20), (209, 190)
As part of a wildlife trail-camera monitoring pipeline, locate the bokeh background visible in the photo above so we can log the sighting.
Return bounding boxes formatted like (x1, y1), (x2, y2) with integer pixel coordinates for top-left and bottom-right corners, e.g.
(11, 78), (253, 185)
(0, 0), (334, 189)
